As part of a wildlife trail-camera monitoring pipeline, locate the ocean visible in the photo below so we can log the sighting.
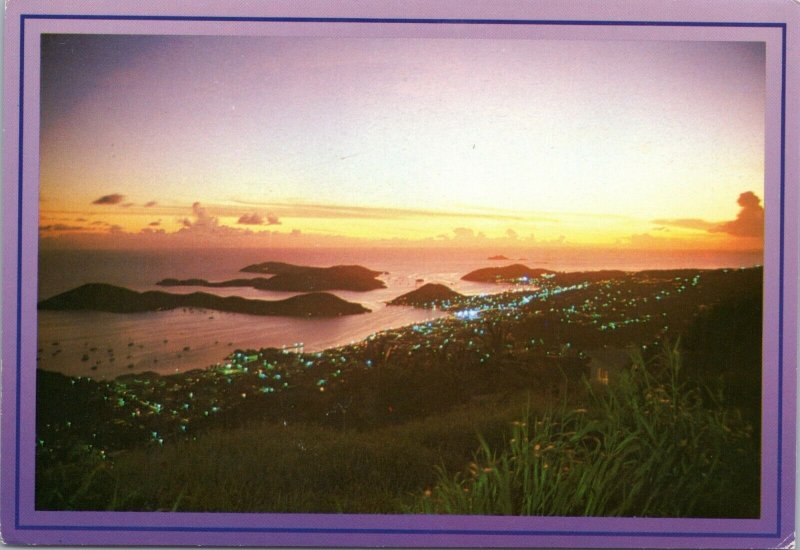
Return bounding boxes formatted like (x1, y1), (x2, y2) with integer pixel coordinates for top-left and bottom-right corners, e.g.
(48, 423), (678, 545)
(37, 246), (761, 379)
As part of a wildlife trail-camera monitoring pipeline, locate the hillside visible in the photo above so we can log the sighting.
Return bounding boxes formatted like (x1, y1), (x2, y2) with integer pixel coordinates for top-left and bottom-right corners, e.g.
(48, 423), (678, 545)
(388, 283), (463, 308)
(237, 262), (385, 291)
(38, 283), (370, 317)
(461, 264), (556, 283)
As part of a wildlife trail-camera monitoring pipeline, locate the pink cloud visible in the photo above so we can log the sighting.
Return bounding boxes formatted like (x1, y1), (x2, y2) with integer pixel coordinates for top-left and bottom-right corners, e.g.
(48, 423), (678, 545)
(709, 191), (764, 238)
(237, 213), (264, 225)
(92, 193), (125, 205)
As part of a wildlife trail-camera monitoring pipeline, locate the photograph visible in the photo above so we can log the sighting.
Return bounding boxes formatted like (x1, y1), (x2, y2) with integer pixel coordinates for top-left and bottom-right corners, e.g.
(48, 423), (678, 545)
(2, 2), (798, 548)
(34, 34), (765, 518)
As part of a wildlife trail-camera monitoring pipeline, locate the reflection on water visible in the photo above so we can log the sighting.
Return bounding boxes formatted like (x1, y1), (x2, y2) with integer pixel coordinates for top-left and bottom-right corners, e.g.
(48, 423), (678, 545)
(37, 304), (449, 380)
(36, 246), (762, 379)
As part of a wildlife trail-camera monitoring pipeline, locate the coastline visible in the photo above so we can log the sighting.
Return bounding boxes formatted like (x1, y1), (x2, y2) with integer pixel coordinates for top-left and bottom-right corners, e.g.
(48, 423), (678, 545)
(35, 265), (763, 515)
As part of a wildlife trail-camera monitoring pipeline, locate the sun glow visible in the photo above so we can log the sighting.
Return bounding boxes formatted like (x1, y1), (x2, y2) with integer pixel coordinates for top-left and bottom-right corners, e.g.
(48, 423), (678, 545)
(40, 36), (764, 252)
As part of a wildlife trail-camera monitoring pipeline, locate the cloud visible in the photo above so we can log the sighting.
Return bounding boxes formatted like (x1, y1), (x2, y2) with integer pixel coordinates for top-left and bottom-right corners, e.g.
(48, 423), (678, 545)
(237, 213), (264, 225)
(177, 202), (258, 240)
(121, 203), (134, 208)
(506, 228), (518, 240)
(451, 227), (487, 241)
(144, 201), (157, 207)
(625, 230), (720, 250)
(89, 220), (109, 226)
(139, 227), (165, 235)
(39, 224), (85, 232)
(237, 212), (281, 226)
(653, 191), (764, 239)
(92, 193), (125, 205)
(75, 218), (87, 222)
(229, 199), (547, 223)
(181, 202), (219, 230)
(149, 220), (161, 227)
(651, 218), (714, 231)
(453, 227), (475, 239)
(709, 191), (764, 238)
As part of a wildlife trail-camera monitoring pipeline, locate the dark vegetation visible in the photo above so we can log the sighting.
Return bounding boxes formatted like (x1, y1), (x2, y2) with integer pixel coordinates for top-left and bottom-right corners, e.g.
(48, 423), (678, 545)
(416, 343), (757, 517)
(37, 283), (370, 317)
(461, 264), (555, 283)
(387, 283), (464, 308)
(682, 284), (762, 437)
(157, 277), (276, 290)
(237, 261), (385, 291)
(461, 263), (556, 283)
(36, 267), (762, 517)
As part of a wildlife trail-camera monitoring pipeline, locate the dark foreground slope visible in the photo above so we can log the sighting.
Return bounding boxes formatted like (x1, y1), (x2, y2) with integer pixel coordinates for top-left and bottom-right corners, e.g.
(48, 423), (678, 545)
(38, 283), (370, 317)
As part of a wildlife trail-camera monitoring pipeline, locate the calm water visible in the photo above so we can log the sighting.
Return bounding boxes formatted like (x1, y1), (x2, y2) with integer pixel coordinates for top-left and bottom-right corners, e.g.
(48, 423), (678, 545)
(37, 246), (761, 379)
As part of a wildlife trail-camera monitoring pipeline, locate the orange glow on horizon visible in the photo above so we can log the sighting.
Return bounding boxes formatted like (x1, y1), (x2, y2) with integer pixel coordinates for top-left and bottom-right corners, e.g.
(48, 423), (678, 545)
(38, 37), (765, 255)
(38, 198), (763, 253)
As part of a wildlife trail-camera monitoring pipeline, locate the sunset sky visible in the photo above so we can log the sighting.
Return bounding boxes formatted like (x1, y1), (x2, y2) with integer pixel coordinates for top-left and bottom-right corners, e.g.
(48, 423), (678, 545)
(39, 35), (765, 250)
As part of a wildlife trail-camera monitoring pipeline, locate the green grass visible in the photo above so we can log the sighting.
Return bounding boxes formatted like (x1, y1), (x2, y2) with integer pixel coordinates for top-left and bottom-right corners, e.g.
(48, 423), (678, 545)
(37, 343), (758, 517)
(412, 341), (758, 517)
(37, 389), (561, 512)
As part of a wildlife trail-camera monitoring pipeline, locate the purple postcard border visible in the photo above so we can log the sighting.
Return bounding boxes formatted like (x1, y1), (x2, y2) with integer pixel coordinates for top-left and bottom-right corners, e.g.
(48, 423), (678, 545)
(2, 1), (798, 548)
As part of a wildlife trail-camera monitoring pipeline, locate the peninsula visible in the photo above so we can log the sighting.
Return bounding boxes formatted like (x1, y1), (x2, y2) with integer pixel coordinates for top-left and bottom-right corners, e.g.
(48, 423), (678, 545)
(38, 283), (370, 317)
(461, 264), (556, 283)
(158, 277), (275, 291)
(237, 261), (385, 291)
(388, 283), (463, 308)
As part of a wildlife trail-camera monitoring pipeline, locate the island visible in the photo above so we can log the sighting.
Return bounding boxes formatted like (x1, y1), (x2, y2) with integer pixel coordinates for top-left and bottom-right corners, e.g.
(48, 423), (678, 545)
(387, 283), (463, 308)
(36, 267), (762, 517)
(236, 261), (386, 291)
(38, 283), (370, 317)
(158, 277), (275, 291)
(461, 264), (556, 283)
(487, 255), (511, 260)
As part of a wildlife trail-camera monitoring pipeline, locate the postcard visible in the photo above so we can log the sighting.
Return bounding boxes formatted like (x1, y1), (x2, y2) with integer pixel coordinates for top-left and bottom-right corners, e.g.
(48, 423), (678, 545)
(2, 0), (798, 547)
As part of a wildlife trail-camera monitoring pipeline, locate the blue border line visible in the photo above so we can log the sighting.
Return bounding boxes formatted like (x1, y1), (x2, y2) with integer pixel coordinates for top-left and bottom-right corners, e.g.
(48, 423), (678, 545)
(14, 14), (785, 27)
(776, 22), (787, 537)
(14, 12), (26, 532)
(8, 525), (780, 537)
(14, 13), (788, 541)
(15, 14), (786, 27)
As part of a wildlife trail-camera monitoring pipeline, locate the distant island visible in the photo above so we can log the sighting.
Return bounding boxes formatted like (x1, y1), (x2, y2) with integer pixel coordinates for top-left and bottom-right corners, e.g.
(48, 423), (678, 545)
(237, 261), (385, 291)
(487, 255), (511, 260)
(388, 283), (463, 308)
(38, 283), (370, 317)
(156, 277), (272, 290)
(462, 264), (556, 283)
(158, 277), (276, 291)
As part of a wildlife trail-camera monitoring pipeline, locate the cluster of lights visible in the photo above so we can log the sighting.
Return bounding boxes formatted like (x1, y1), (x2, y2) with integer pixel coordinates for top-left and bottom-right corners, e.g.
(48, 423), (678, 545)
(38, 267), (738, 464)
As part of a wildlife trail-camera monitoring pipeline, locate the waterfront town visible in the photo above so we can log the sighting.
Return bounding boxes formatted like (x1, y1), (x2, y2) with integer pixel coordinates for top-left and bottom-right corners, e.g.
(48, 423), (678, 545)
(37, 265), (761, 498)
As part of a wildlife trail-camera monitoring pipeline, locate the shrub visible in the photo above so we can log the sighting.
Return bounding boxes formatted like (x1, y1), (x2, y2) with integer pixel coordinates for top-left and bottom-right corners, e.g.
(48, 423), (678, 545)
(413, 341), (757, 517)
